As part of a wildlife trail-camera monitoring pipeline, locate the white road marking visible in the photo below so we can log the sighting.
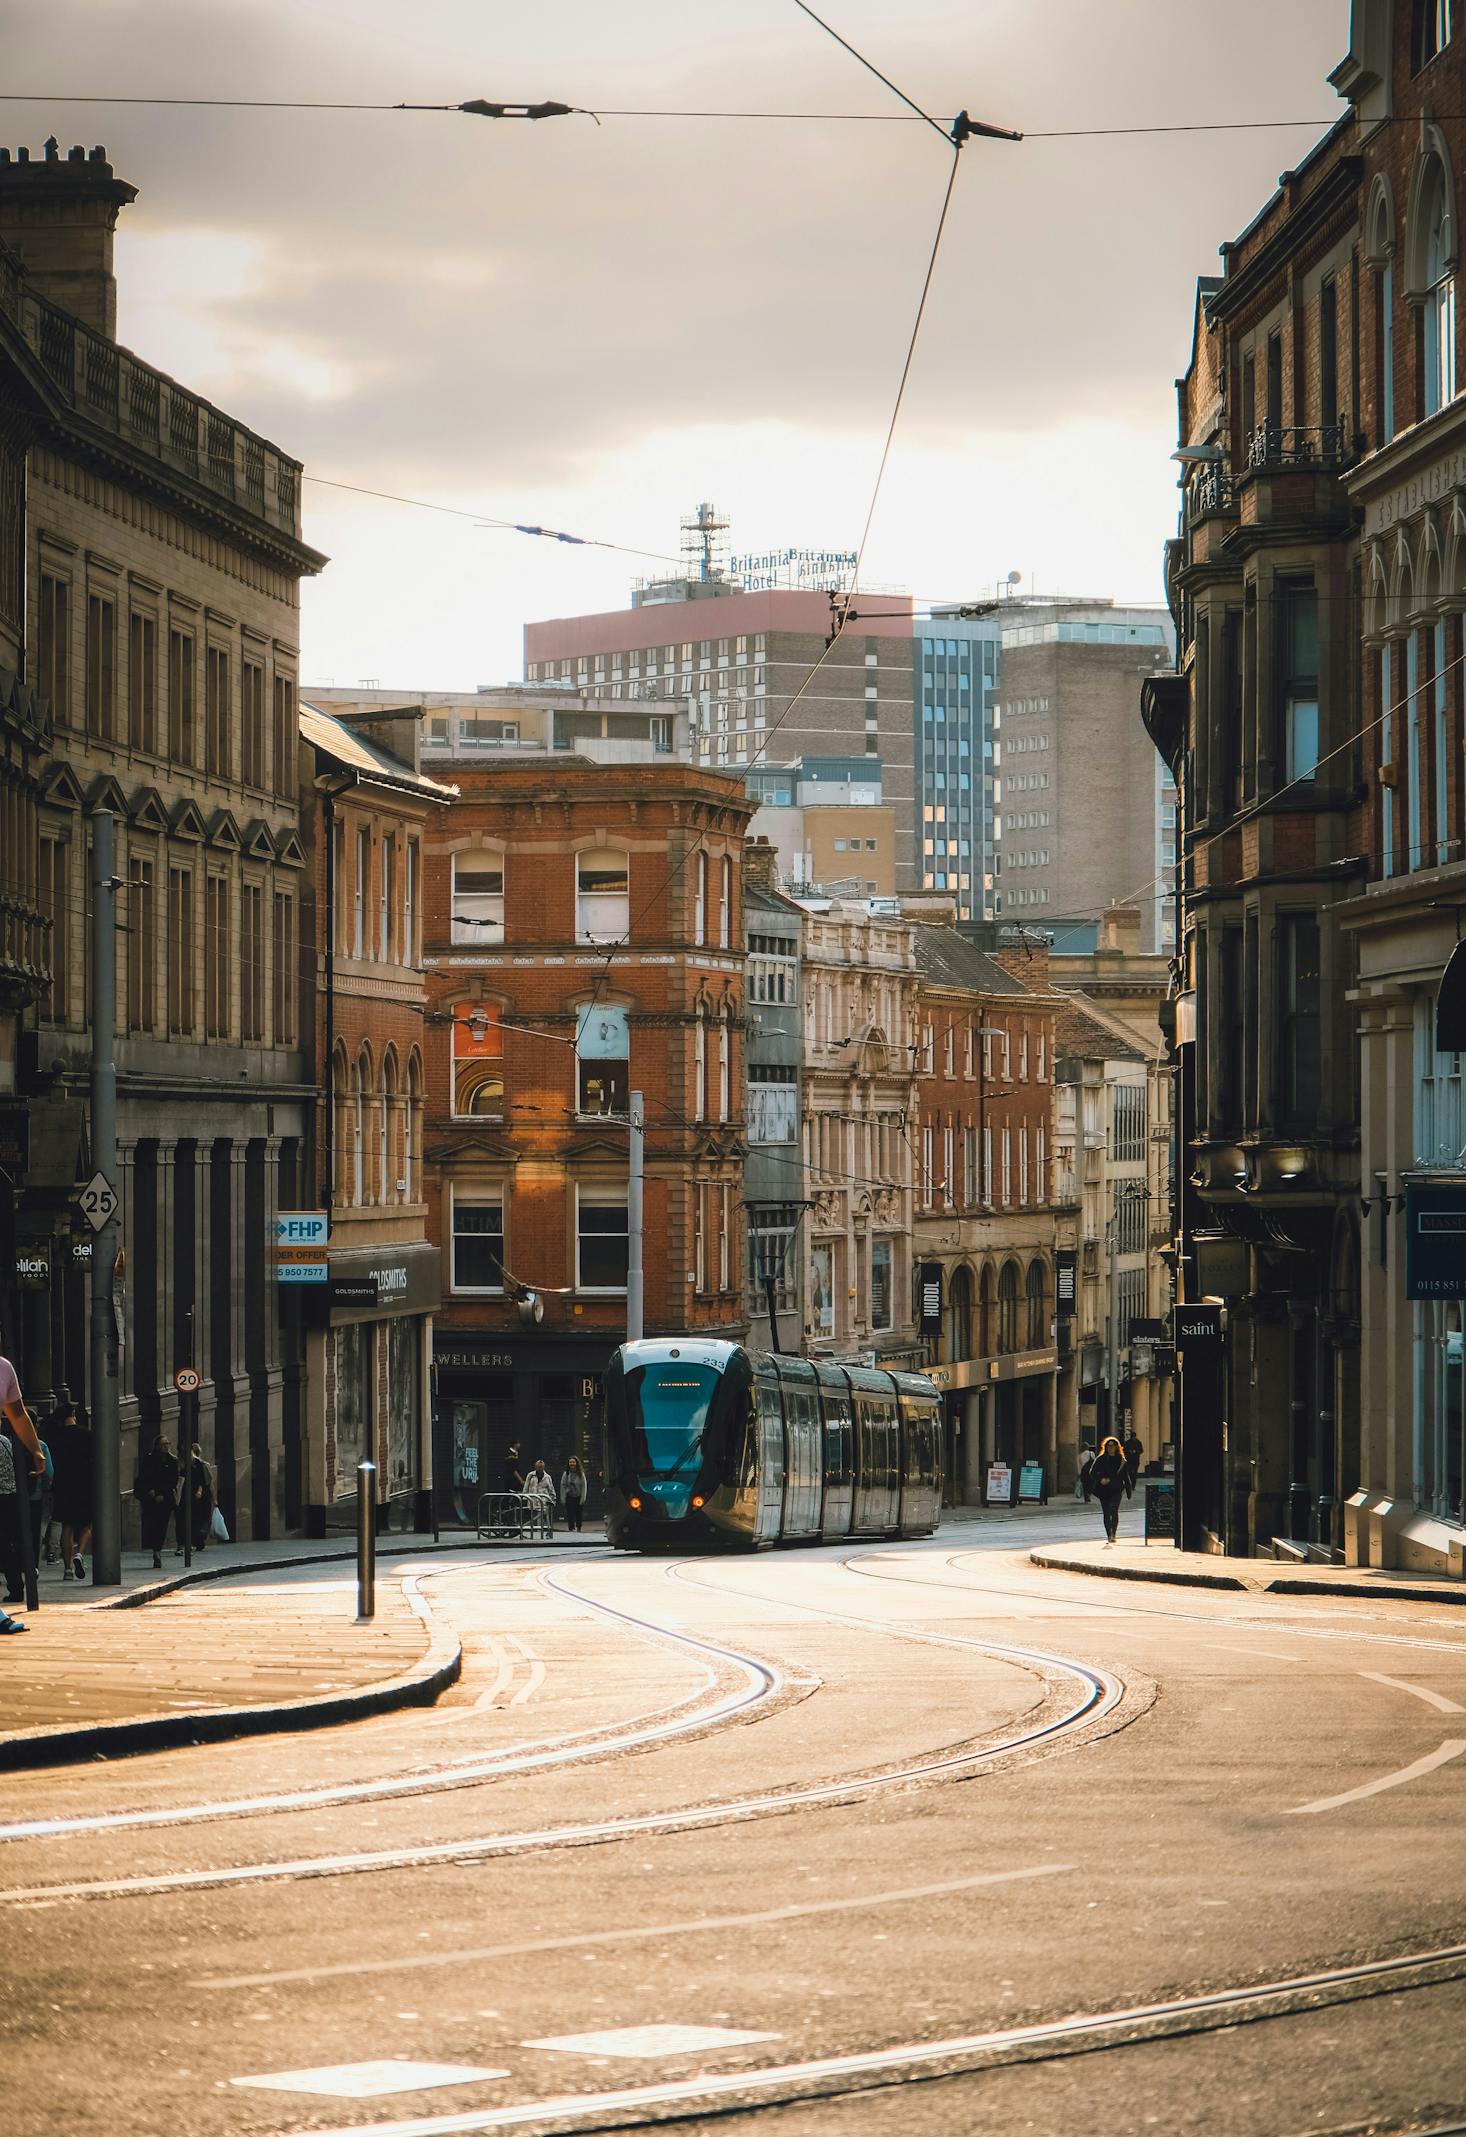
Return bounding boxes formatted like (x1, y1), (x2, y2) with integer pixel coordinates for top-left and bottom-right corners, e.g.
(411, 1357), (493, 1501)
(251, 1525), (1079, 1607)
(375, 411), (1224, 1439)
(1209, 1644), (1304, 1663)
(525, 2025), (778, 2060)
(1287, 1738), (1466, 1815)
(202, 1864), (1073, 1991)
(231, 2062), (508, 2099)
(272, 1937), (1466, 2137)
(1360, 1671), (1466, 1714)
(506, 1640), (545, 1707)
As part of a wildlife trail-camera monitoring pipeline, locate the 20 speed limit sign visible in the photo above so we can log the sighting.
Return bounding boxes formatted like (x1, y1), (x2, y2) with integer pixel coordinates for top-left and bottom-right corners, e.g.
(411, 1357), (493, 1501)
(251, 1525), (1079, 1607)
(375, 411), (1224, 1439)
(173, 1367), (202, 1395)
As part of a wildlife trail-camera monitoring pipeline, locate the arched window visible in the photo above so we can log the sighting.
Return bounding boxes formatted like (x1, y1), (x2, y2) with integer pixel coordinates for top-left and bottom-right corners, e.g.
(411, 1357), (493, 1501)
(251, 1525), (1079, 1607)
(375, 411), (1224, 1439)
(1422, 155), (1457, 415)
(1367, 176), (1397, 443)
(692, 1013), (706, 1122)
(377, 1053), (395, 1203)
(978, 1265), (994, 1357)
(352, 1049), (368, 1205)
(1414, 0), (1455, 71)
(717, 1009), (731, 1121)
(404, 1050), (422, 1201)
(693, 850), (708, 945)
(718, 854), (732, 948)
(997, 1259), (1020, 1353)
(1026, 1260), (1047, 1349)
(946, 1264), (974, 1364)
(451, 848), (504, 946)
(331, 1044), (350, 1202)
(452, 1002), (504, 1118)
(577, 849), (629, 944)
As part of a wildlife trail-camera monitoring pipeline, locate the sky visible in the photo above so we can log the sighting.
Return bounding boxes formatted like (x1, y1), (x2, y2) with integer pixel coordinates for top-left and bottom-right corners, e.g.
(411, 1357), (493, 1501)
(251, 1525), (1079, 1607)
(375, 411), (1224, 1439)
(10, 0), (1349, 687)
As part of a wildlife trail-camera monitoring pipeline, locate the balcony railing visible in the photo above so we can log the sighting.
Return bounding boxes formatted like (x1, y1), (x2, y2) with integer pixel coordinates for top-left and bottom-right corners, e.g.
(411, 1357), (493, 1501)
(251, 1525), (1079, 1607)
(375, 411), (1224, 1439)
(1188, 467), (1234, 519)
(1246, 422), (1351, 471)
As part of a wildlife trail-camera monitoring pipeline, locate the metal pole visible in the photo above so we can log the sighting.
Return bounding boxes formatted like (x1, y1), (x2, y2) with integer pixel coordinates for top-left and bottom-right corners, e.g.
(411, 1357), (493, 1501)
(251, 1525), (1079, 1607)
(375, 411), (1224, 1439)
(355, 1458), (376, 1620)
(89, 812), (121, 1587)
(626, 1089), (644, 1343)
(181, 1309), (194, 1571)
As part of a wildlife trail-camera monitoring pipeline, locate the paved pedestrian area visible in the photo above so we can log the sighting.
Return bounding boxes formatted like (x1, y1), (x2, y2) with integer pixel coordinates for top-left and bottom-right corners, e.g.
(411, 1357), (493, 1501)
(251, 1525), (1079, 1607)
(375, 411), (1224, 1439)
(1031, 1533), (1466, 1601)
(0, 1564), (439, 1761)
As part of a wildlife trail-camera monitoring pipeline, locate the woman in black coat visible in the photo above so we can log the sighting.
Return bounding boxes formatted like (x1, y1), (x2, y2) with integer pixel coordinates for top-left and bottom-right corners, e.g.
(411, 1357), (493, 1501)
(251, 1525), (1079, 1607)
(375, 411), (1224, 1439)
(1083, 1434), (1133, 1547)
(135, 1435), (180, 1571)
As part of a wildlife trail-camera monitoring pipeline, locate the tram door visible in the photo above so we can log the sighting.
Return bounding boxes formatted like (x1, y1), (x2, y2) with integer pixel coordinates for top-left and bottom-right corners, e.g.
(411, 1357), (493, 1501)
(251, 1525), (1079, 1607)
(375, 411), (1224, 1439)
(898, 1390), (942, 1533)
(754, 1377), (786, 1543)
(817, 1376), (854, 1539)
(852, 1389), (899, 1534)
(780, 1380), (821, 1539)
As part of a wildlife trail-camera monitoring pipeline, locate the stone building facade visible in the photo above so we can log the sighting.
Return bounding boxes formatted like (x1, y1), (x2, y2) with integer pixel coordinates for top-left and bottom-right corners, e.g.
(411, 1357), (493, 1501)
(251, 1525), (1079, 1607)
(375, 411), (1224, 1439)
(297, 702), (450, 1533)
(741, 841), (805, 1354)
(910, 924), (1063, 1500)
(421, 756), (753, 1521)
(0, 143), (324, 1539)
(796, 899), (921, 1370)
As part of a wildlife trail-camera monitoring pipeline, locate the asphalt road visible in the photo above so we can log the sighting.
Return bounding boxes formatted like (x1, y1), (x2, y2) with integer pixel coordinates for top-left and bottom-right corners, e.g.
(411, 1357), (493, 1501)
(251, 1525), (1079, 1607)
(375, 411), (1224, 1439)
(5, 1506), (1466, 2137)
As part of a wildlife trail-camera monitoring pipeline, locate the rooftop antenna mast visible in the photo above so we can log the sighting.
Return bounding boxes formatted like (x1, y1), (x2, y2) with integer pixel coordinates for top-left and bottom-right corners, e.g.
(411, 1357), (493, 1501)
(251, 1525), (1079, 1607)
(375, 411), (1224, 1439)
(681, 501), (730, 585)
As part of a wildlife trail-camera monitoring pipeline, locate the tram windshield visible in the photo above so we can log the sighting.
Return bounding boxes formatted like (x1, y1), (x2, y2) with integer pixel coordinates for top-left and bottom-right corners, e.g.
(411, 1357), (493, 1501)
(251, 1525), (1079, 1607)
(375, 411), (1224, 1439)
(624, 1361), (718, 1479)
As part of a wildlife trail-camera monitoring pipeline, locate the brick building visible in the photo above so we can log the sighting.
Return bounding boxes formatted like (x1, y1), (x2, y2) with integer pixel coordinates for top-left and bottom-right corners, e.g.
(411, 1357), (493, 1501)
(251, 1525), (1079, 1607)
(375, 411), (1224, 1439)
(0, 143), (325, 1540)
(910, 924), (1063, 1500)
(297, 701), (451, 1533)
(422, 755), (753, 1518)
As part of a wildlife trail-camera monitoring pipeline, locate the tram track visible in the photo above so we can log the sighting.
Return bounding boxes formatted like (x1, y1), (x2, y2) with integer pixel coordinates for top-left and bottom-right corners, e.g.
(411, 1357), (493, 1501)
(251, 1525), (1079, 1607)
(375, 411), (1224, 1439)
(0, 1562), (791, 1848)
(1, 1552), (1128, 1907)
(264, 1939), (1466, 2136)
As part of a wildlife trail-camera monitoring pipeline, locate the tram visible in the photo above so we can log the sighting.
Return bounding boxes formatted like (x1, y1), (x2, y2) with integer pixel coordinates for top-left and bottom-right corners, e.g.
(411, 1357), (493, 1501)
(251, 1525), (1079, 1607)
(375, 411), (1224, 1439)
(603, 1338), (942, 1551)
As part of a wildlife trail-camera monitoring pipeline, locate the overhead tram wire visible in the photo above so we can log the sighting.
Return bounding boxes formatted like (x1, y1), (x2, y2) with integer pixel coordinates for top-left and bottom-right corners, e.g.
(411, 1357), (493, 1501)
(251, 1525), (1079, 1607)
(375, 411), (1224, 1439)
(299, 476), (686, 567)
(570, 6), (1021, 1026)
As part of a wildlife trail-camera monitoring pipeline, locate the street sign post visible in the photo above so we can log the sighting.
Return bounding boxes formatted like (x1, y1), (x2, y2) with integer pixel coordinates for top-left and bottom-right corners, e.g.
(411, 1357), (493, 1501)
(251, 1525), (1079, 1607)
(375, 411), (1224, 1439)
(276, 1212), (330, 1285)
(173, 1366), (201, 1396)
(79, 1171), (118, 1233)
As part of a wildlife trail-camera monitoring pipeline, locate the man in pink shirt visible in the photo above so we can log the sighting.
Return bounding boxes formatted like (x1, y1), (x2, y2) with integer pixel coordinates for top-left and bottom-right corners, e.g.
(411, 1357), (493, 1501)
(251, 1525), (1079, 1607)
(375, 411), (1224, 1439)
(0, 1353), (44, 1634)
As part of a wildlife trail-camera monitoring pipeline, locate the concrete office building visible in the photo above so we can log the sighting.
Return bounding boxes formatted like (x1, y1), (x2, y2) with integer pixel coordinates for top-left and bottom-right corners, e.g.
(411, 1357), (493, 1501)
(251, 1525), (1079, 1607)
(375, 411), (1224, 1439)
(523, 586), (921, 889)
(306, 684), (693, 769)
(994, 600), (1176, 950)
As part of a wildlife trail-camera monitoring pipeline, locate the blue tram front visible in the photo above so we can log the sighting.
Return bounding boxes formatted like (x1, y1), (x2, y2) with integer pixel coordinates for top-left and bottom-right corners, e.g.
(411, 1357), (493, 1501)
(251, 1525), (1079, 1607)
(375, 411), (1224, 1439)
(603, 1338), (941, 1550)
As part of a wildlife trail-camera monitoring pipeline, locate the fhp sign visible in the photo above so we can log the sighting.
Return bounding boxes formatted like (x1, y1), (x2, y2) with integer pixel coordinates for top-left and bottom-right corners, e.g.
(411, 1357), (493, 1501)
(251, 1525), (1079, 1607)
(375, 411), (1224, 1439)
(276, 1213), (329, 1250)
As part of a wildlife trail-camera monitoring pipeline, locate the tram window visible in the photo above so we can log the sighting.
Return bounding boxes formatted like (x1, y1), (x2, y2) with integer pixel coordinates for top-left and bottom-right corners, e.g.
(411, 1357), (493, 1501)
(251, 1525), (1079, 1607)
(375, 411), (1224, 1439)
(624, 1361), (718, 1478)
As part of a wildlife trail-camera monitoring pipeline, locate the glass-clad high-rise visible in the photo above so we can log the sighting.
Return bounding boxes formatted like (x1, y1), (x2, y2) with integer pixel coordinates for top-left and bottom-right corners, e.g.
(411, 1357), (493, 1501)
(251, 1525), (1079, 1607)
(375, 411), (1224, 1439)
(916, 615), (1001, 922)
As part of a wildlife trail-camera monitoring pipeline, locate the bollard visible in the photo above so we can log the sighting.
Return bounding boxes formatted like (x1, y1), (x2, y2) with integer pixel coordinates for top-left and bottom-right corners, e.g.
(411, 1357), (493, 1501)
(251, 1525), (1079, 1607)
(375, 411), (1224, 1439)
(356, 1459), (376, 1622)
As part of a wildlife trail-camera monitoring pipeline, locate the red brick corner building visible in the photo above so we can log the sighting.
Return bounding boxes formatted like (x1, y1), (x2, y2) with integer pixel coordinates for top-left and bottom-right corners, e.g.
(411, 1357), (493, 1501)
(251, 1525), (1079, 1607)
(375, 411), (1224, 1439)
(423, 755), (753, 1520)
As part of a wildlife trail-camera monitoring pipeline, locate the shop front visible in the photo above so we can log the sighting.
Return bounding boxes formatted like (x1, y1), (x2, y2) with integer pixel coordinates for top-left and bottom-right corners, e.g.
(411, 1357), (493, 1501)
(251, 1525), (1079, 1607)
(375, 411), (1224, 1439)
(923, 1348), (1059, 1505)
(432, 1329), (612, 1529)
(303, 1241), (439, 1535)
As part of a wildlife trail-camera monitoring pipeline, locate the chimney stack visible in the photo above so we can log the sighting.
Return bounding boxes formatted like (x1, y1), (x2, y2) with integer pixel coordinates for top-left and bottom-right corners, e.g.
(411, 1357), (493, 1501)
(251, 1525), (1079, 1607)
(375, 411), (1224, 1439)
(0, 143), (137, 339)
(742, 836), (781, 896)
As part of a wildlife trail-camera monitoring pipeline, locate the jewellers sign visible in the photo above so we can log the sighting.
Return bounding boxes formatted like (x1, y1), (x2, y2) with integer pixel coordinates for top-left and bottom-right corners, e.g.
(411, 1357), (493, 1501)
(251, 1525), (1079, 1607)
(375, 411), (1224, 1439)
(1363, 443), (1466, 538)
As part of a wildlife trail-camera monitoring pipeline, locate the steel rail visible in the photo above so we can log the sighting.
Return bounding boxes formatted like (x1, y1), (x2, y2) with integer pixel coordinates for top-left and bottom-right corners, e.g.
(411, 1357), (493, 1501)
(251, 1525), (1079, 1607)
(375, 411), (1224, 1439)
(2, 1560), (1122, 1907)
(271, 1939), (1466, 2136)
(0, 1562), (781, 1846)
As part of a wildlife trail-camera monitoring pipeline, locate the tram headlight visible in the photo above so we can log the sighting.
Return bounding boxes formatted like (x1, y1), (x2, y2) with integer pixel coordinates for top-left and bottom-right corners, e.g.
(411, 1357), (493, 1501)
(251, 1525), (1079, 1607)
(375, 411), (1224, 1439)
(691, 1494), (705, 1509)
(628, 1494), (642, 1510)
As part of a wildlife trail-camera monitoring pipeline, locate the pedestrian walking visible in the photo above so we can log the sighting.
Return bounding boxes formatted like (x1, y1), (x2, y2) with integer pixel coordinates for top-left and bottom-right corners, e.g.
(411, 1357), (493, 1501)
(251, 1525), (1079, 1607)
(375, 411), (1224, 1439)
(524, 1458), (556, 1538)
(1123, 1427), (1144, 1479)
(176, 1441), (215, 1554)
(134, 1434), (180, 1571)
(0, 1351), (45, 1631)
(1083, 1434), (1133, 1547)
(50, 1402), (94, 1582)
(560, 1454), (588, 1533)
(26, 1431), (53, 1582)
(1075, 1444), (1095, 1502)
(500, 1443), (525, 1495)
